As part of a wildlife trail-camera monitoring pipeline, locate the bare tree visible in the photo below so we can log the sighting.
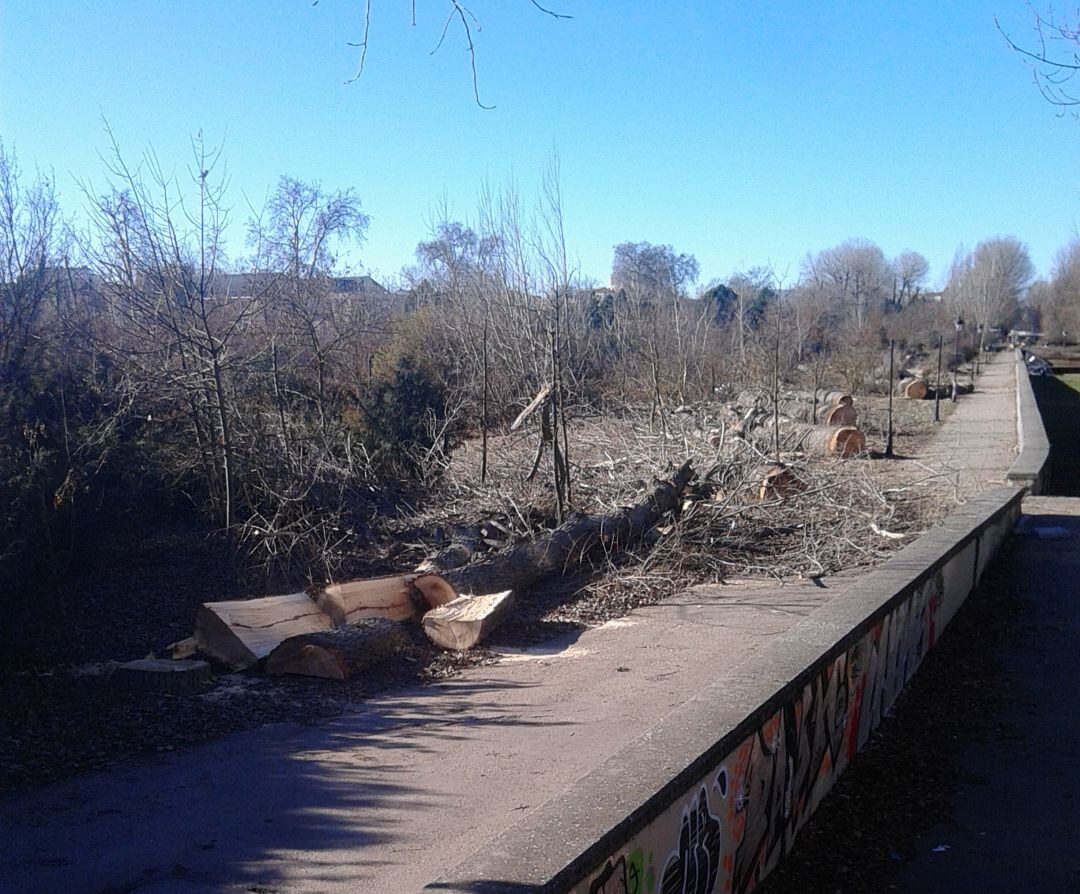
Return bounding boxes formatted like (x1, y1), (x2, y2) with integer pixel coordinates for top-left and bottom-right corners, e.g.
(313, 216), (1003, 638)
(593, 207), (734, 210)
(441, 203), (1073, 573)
(0, 143), (66, 372)
(330, 1), (573, 107)
(946, 236), (1033, 330)
(84, 130), (256, 541)
(802, 238), (891, 331)
(892, 250), (930, 307)
(998, 6), (1080, 114)
(1032, 238), (1080, 339)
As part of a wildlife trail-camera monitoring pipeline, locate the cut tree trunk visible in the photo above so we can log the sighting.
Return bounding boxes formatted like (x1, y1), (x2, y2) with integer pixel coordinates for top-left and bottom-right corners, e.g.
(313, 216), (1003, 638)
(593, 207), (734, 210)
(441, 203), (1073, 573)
(790, 424), (867, 458)
(816, 403), (857, 426)
(112, 658), (213, 694)
(440, 461), (695, 598)
(194, 573), (456, 670)
(195, 591), (332, 670)
(265, 619), (413, 680)
(896, 378), (928, 399)
(790, 389), (853, 407)
(774, 400), (857, 427)
(422, 591), (515, 651)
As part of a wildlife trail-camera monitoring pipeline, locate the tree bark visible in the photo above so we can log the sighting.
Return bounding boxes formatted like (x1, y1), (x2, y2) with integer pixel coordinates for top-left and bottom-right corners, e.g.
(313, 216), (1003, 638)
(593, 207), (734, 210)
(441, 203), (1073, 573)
(788, 424), (867, 457)
(440, 461), (694, 597)
(265, 619), (412, 679)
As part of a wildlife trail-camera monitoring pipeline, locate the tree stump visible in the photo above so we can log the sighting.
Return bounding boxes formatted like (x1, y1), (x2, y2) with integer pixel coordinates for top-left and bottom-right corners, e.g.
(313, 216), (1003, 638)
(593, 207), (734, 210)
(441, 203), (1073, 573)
(112, 658), (213, 694)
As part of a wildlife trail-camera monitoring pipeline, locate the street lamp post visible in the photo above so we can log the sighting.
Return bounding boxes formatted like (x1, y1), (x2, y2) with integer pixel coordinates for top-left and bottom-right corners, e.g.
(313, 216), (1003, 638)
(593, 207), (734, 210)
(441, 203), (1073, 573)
(934, 334), (943, 422)
(886, 339), (895, 457)
(951, 316), (964, 402)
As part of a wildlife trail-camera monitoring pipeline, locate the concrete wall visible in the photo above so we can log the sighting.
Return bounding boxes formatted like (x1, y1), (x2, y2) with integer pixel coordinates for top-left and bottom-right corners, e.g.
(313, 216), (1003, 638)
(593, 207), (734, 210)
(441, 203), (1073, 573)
(1006, 348), (1050, 494)
(429, 487), (1023, 894)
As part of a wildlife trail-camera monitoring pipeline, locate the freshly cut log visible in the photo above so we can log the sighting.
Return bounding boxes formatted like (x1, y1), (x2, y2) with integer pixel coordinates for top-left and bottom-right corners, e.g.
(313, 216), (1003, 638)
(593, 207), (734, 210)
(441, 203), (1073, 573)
(412, 573), (460, 608)
(775, 399), (857, 427)
(817, 389), (853, 407)
(195, 591), (332, 669)
(790, 424), (867, 458)
(441, 461), (695, 598)
(194, 573), (456, 670)
(112, 658), (212, 694)
(896, 378), (928, 399)
(265, 619), (412, 680)
(816, 403), (857, 426)
(790, 389), (853, 407)
(422, 591), (515, 651)
(318, 574), (436, 624)
(510, 383), (553, 432)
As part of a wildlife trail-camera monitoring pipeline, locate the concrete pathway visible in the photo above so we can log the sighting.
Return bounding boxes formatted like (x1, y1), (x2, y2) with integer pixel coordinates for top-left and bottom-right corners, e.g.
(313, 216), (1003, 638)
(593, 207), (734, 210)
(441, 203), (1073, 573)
(893, 352), (1018, 500)
(0, 357), (1020, 894)
(889, 496), (1080, 892)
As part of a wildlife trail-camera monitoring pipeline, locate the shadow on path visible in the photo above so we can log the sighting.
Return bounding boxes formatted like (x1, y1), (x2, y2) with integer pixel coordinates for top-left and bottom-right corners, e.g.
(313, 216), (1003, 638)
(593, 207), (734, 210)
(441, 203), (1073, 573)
(0, 677), (568, 894)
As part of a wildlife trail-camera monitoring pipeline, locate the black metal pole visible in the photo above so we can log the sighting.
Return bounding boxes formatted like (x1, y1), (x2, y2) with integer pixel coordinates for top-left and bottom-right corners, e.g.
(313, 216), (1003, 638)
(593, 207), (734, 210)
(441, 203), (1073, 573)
(934, 334), (942, 422)
(886, 339), (895, 457)
(951, 327), (960, 402)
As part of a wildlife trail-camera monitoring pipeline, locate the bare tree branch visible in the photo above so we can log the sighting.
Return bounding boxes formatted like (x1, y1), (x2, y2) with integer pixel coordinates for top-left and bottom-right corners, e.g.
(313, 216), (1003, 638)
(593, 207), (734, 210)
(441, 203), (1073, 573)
(997, 5), (1080, 113)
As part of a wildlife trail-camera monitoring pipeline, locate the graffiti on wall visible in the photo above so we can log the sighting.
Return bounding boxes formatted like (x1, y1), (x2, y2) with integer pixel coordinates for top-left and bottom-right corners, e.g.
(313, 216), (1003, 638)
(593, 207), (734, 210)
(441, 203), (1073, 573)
(580, 569), (946, 894)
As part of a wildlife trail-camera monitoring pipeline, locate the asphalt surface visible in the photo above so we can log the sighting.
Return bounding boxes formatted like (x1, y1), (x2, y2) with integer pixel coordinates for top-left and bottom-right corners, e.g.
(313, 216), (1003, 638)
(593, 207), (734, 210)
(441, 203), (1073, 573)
(0, 582), (838, 893)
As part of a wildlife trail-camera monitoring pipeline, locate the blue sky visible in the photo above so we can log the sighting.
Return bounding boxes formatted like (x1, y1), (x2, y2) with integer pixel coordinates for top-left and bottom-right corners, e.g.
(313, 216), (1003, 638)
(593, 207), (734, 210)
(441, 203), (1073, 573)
(1, 1), (1077, 287)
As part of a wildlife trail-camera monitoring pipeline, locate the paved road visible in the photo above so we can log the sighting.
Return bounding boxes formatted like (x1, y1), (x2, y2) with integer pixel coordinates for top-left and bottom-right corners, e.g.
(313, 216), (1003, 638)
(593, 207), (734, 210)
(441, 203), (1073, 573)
(888, 496), (1080, 893)
(0, 356), (1020, 894)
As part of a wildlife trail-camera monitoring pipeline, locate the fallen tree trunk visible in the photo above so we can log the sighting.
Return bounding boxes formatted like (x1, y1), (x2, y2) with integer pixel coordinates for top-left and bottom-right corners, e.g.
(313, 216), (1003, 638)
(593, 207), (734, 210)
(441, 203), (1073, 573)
(422, 591), (515, 651)
(925, 383), (973, 399)
(194, 573), (457, 670)
(417, 526), (483, 574)
(789, 424), (867, 458)
(265, 619), (412, 679)
(440, 461), (695, 597)
(416, 521), (508, 574)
